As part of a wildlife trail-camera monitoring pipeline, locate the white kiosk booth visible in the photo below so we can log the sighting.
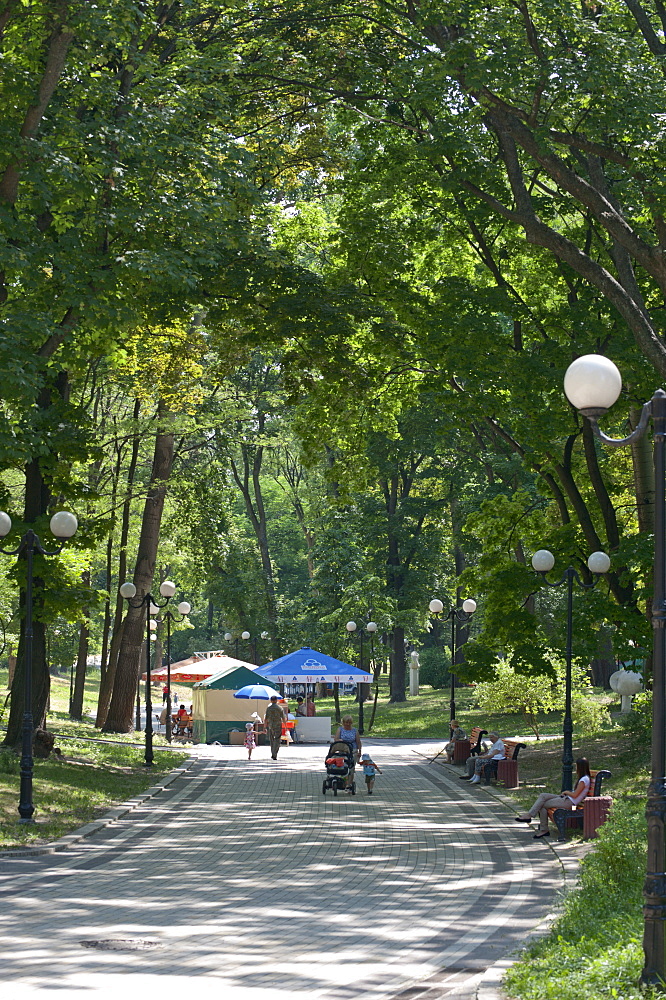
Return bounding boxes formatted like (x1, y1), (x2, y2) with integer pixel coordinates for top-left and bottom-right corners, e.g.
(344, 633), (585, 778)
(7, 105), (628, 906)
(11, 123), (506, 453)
(256, 646), (373, 743)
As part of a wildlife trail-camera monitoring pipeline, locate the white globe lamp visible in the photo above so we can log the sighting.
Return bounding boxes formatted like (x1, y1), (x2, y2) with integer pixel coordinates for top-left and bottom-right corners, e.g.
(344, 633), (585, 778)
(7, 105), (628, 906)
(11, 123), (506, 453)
(564, 355), (622, 416)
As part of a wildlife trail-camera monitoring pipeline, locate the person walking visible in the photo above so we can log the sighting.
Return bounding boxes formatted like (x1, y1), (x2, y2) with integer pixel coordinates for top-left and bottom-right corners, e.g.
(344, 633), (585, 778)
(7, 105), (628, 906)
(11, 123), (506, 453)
(360, 753), (382, 795)
(264, 695), (284, 760)
(244, 723), (256, 760)
(334, 715), (362, 792)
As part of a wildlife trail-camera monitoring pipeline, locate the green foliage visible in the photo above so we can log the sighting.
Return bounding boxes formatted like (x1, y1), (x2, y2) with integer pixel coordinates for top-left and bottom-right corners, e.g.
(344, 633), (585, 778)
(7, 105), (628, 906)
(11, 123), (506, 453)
(473, 660), (610, 738)
(0, 750), (19, 776)
(570, 693), (610, 734)
(474, 661), (558, 737)
(505, 799), (653, 1000)
(619, 691), (653, 763)
(418, 646), (451, 690)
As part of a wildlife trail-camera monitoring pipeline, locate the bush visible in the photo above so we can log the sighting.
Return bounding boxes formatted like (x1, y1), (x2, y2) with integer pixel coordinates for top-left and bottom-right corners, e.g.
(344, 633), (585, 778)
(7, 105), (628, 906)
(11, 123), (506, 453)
(418, 647), (451, 690)
(505, 799), (653, 1000)
(0, 749), (19, 775)
(619, 690), (652, 763)
(570, 693), (610, 733)
(475, 661), (558, 737)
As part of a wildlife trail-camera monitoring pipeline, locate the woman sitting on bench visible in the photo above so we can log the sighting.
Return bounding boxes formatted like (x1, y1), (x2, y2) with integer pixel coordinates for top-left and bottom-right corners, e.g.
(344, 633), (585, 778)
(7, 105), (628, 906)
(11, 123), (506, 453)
(515, 757), (591, 839)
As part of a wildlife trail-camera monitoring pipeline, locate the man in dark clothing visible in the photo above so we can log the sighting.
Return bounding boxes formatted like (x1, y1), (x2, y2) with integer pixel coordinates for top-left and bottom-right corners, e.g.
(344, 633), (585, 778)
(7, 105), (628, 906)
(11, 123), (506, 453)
(264, 695), (284, 760)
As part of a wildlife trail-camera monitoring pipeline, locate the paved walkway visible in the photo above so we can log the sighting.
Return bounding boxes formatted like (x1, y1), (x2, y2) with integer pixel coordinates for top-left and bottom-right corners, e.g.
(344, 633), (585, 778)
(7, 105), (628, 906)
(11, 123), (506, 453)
(0, 740), (566, 1000)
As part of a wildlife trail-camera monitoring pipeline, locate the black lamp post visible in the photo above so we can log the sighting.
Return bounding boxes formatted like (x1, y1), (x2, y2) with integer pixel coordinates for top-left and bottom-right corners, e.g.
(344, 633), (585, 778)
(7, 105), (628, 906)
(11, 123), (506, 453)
(563, 353), (666, 987)
(0, 510), (78, 823)
(345, 619), (377, 735)
(119, 578), (179, 767)
(531, 547), (610, 793)
(428, 597), (477, 720)
(159, 599), (191, 742)
(241, 630), (251, 661)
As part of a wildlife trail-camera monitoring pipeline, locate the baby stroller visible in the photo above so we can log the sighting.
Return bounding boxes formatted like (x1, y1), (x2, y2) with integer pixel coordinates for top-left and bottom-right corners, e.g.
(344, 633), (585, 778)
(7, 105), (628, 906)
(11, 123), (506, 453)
(322, 740), (356, 796)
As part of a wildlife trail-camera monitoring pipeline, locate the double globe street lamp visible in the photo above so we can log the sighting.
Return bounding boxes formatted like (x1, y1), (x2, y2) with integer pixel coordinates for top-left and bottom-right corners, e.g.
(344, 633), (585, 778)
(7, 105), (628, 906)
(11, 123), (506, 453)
(563, 353), (666, 987)
(224, 630), (252, 660)
(531, 547), (610, 794)
(0, 510), (78, 823)
(345, 620), (377, 735)
(120, 579), (186, 766)
(157, 599), (191, 742)
(428, 598), (477, 721)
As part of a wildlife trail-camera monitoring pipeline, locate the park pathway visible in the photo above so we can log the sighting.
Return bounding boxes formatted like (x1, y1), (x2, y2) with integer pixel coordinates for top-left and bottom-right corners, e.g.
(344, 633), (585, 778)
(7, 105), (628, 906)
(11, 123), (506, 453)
(0, 740), (563, 1000)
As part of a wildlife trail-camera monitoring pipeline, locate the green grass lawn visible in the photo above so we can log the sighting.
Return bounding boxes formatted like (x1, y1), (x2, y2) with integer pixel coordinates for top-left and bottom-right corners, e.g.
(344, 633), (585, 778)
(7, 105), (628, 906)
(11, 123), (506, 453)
(315, 680), (595, 743)
(0, 665), (188, 850)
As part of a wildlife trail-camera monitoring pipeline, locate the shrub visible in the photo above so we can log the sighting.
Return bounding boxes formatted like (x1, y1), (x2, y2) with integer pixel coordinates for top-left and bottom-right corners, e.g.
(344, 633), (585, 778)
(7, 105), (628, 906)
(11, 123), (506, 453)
(505, 799), (653, 1000)
(619, 690), (652, 764)
(0, 749), (19, 775)
(418, 647), (451, 690)
(475, 661), (558, 737)
(570, 693), (610, 733)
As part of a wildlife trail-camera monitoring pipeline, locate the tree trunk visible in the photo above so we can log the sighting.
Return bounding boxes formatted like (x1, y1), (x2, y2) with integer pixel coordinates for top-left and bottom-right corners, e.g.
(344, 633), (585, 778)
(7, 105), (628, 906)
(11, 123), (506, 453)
(230, 429), (280, 657)
(70, 583), (90, 721)
(96, 399), (141, 728)
(590, 627), (615, 689)
(103, 402), (174, 733)
(390, 626), (406, 702)
(630, 404), (655, 535)
(3, 373), (69, 748)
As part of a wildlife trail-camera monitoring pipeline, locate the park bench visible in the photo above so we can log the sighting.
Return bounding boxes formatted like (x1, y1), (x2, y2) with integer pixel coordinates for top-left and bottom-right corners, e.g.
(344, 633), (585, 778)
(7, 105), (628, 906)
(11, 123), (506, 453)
(479, 739), (527, 788)
(548, 769), (613, 841)
(450, 726), (489, 763)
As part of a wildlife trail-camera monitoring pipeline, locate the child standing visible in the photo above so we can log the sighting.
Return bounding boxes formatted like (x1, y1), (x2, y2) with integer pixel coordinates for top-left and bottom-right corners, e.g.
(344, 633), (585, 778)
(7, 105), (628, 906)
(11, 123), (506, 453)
(244, 722), (256, 760)
(360, 753), (382, 795)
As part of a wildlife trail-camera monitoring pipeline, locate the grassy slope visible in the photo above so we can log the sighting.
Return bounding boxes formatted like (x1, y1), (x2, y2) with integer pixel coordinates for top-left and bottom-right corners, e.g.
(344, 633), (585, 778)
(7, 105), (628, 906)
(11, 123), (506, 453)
(0, 666), (187, 849)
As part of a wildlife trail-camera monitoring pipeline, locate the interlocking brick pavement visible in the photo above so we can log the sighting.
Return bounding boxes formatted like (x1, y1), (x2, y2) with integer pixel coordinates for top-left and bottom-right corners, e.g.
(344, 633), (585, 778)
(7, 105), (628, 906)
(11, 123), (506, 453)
(0, 740), (564, 1000)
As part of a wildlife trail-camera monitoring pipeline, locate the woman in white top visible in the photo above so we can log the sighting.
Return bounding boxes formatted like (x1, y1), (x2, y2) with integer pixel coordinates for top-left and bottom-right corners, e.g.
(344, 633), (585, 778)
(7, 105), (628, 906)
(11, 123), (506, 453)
(515, 758), (592, 838)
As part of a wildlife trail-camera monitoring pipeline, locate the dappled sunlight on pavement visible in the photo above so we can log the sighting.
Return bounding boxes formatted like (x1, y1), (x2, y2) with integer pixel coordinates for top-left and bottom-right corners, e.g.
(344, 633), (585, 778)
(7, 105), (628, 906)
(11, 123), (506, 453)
(0, 740), (561, 999)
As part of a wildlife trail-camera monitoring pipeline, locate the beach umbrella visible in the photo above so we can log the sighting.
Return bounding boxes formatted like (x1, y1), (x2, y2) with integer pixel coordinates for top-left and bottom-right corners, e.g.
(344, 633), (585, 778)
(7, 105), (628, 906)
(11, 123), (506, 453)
(234, 684), (281, 700)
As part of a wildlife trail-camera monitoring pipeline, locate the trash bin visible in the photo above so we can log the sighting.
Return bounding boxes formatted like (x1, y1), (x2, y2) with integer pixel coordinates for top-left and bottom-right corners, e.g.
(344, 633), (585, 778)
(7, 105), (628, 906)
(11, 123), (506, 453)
(583, 796), (612, 839)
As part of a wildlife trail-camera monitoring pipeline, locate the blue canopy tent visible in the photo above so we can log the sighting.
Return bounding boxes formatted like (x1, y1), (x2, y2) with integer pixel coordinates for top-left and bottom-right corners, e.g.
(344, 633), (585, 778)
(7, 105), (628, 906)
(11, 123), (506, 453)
(256, 648), (374, 740)
(256, 647), (373, 685)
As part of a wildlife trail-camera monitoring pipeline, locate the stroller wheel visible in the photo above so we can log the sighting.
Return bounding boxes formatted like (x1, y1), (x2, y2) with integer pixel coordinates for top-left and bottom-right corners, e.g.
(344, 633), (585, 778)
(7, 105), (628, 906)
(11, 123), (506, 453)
(351, 783), (356, 795)
(322, 781), (327, 795)
(333, 783), (338, 797)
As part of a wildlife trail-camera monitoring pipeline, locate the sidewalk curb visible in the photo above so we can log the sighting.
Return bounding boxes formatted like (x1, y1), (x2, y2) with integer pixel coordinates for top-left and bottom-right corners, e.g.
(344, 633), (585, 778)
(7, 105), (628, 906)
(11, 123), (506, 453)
(0, 755), (198, 860)
(433, 763), (587, 1000)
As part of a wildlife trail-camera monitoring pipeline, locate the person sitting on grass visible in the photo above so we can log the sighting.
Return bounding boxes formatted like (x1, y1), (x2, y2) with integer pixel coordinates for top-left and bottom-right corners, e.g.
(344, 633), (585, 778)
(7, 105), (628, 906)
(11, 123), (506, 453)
(515, 757), (591, 839)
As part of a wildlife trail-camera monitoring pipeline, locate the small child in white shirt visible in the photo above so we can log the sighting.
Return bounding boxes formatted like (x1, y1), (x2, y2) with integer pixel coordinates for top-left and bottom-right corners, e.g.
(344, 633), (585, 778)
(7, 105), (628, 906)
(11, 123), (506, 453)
(244, 723), (256, 760)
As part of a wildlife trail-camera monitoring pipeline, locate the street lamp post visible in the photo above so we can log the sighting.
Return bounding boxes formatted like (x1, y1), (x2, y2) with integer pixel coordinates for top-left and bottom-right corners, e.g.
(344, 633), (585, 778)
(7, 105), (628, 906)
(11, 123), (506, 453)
(159, 600), (191, 742)
(0, 510), (78, 823)
(345, 620), (377, 735)
(531, 547), (610, 792)
(241, 630), (251, 661)
(119, 579), (179, 767)
(428, 598), (477, 720)
(563, 353), (666, 987)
